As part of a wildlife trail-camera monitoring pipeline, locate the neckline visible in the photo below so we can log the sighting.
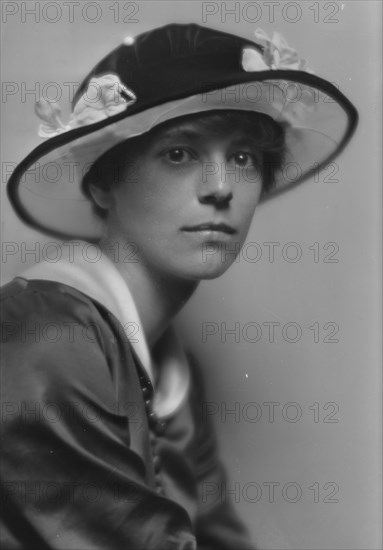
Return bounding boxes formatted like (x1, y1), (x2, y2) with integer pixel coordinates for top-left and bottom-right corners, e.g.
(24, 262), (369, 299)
(18, 240), (190, 418)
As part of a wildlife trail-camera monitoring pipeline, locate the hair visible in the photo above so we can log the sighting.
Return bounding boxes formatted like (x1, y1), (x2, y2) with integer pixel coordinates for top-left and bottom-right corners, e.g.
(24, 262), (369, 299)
(81, 110), (287, 220)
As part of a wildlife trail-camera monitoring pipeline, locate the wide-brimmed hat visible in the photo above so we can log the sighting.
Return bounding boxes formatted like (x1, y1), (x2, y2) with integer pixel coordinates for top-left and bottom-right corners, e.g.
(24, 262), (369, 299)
(7, 23), (358, 242)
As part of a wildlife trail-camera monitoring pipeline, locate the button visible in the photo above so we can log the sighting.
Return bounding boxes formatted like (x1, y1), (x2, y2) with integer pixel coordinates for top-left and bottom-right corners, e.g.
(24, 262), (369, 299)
(141, 386), (150, 396)
(139, 373), (152, 387)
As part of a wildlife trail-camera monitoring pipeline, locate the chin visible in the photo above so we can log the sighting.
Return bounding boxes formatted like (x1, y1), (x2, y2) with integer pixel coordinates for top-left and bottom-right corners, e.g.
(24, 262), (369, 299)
(177, 258), (236, 281)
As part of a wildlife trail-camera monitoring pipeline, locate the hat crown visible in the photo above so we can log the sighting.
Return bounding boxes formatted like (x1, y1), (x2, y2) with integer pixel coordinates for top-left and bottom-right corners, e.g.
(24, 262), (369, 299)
(132, 23), (250, 62)
(73, 24), (260, 106)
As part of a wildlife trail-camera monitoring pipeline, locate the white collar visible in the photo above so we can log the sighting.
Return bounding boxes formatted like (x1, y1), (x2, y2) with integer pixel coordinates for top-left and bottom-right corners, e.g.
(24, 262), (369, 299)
(19, 240), (190, 418)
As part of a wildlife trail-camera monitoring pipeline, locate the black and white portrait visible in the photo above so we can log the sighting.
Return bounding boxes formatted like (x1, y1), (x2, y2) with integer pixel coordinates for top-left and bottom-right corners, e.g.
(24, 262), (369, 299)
(1, 1), (381, 549)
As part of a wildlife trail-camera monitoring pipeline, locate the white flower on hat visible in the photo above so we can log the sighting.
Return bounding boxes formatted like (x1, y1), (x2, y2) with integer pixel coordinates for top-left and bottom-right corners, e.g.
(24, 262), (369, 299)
(241, 47), (269, 72)
(71, 74), (136, 126)
(35, 74), (136, 139)
(34, 100), (72, 138)
(242, 28), (313, 73)
(241, 28), (317, 125)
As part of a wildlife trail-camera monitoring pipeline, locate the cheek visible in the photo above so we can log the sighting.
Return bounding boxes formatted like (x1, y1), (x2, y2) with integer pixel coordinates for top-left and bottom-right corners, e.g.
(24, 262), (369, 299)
(237, 180), (263, 215)
(232, 186), (262, 241)
(111, 164), (190, 229)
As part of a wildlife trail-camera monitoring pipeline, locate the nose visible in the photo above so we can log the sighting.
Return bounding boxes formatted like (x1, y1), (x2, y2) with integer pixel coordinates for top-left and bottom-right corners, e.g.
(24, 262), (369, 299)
(197, 160), (234, 206)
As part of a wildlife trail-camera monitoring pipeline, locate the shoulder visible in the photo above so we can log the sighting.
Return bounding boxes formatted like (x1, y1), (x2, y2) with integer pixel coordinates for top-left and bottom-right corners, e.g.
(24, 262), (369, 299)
(1, 277), (124, 402)
(1, 276), (116, 338)
(2, 276), (103, 315)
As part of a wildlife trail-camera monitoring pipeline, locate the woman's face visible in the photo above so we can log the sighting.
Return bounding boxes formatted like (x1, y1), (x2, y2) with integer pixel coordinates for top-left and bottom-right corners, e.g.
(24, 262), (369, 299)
(101, 117), (264, 280)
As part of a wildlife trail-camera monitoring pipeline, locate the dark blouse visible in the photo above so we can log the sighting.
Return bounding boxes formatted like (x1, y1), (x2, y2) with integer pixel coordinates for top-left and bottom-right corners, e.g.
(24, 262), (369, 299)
(1, 277), (255, 549)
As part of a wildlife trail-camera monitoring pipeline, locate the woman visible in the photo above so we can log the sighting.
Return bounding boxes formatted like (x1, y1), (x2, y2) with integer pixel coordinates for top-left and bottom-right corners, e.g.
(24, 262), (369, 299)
(1, 23), (358, 549)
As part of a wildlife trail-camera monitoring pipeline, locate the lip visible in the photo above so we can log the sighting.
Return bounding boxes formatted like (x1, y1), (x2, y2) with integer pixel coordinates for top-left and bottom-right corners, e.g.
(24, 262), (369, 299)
(181, 223), (237, 234)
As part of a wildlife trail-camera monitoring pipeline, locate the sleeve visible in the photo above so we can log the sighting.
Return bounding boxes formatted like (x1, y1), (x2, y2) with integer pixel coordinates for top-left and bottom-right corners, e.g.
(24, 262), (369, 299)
(1, 285), (196, 550)
(186, 353), (257, 550)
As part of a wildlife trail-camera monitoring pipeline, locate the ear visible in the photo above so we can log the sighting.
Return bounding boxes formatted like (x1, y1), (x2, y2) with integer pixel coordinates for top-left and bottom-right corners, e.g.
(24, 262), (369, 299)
(88, 183), (115, 210)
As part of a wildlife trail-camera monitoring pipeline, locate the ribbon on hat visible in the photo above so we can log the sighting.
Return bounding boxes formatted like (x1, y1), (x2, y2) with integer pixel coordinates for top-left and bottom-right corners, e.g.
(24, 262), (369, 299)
(241, 28), (317, 124)
(242, 28), (313, 73)
(35, 74), (136, 139)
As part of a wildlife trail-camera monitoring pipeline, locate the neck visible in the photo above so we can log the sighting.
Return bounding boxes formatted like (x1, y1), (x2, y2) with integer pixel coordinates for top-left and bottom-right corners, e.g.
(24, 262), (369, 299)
(98, 234), (199, 348)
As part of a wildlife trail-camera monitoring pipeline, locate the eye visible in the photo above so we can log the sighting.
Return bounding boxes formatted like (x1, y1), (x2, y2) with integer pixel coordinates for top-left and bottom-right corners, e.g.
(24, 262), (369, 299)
(231, 151), (260, 168)
(163, 148), (195, 164)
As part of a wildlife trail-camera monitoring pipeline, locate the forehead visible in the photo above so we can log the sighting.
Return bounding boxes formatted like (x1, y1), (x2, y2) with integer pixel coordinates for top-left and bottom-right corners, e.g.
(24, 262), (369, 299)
(151, 115), (258, 143)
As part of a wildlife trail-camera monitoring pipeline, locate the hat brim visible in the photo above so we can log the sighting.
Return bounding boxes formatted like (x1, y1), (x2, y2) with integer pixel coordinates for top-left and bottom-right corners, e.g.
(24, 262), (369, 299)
(7, 71), (358, 241)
